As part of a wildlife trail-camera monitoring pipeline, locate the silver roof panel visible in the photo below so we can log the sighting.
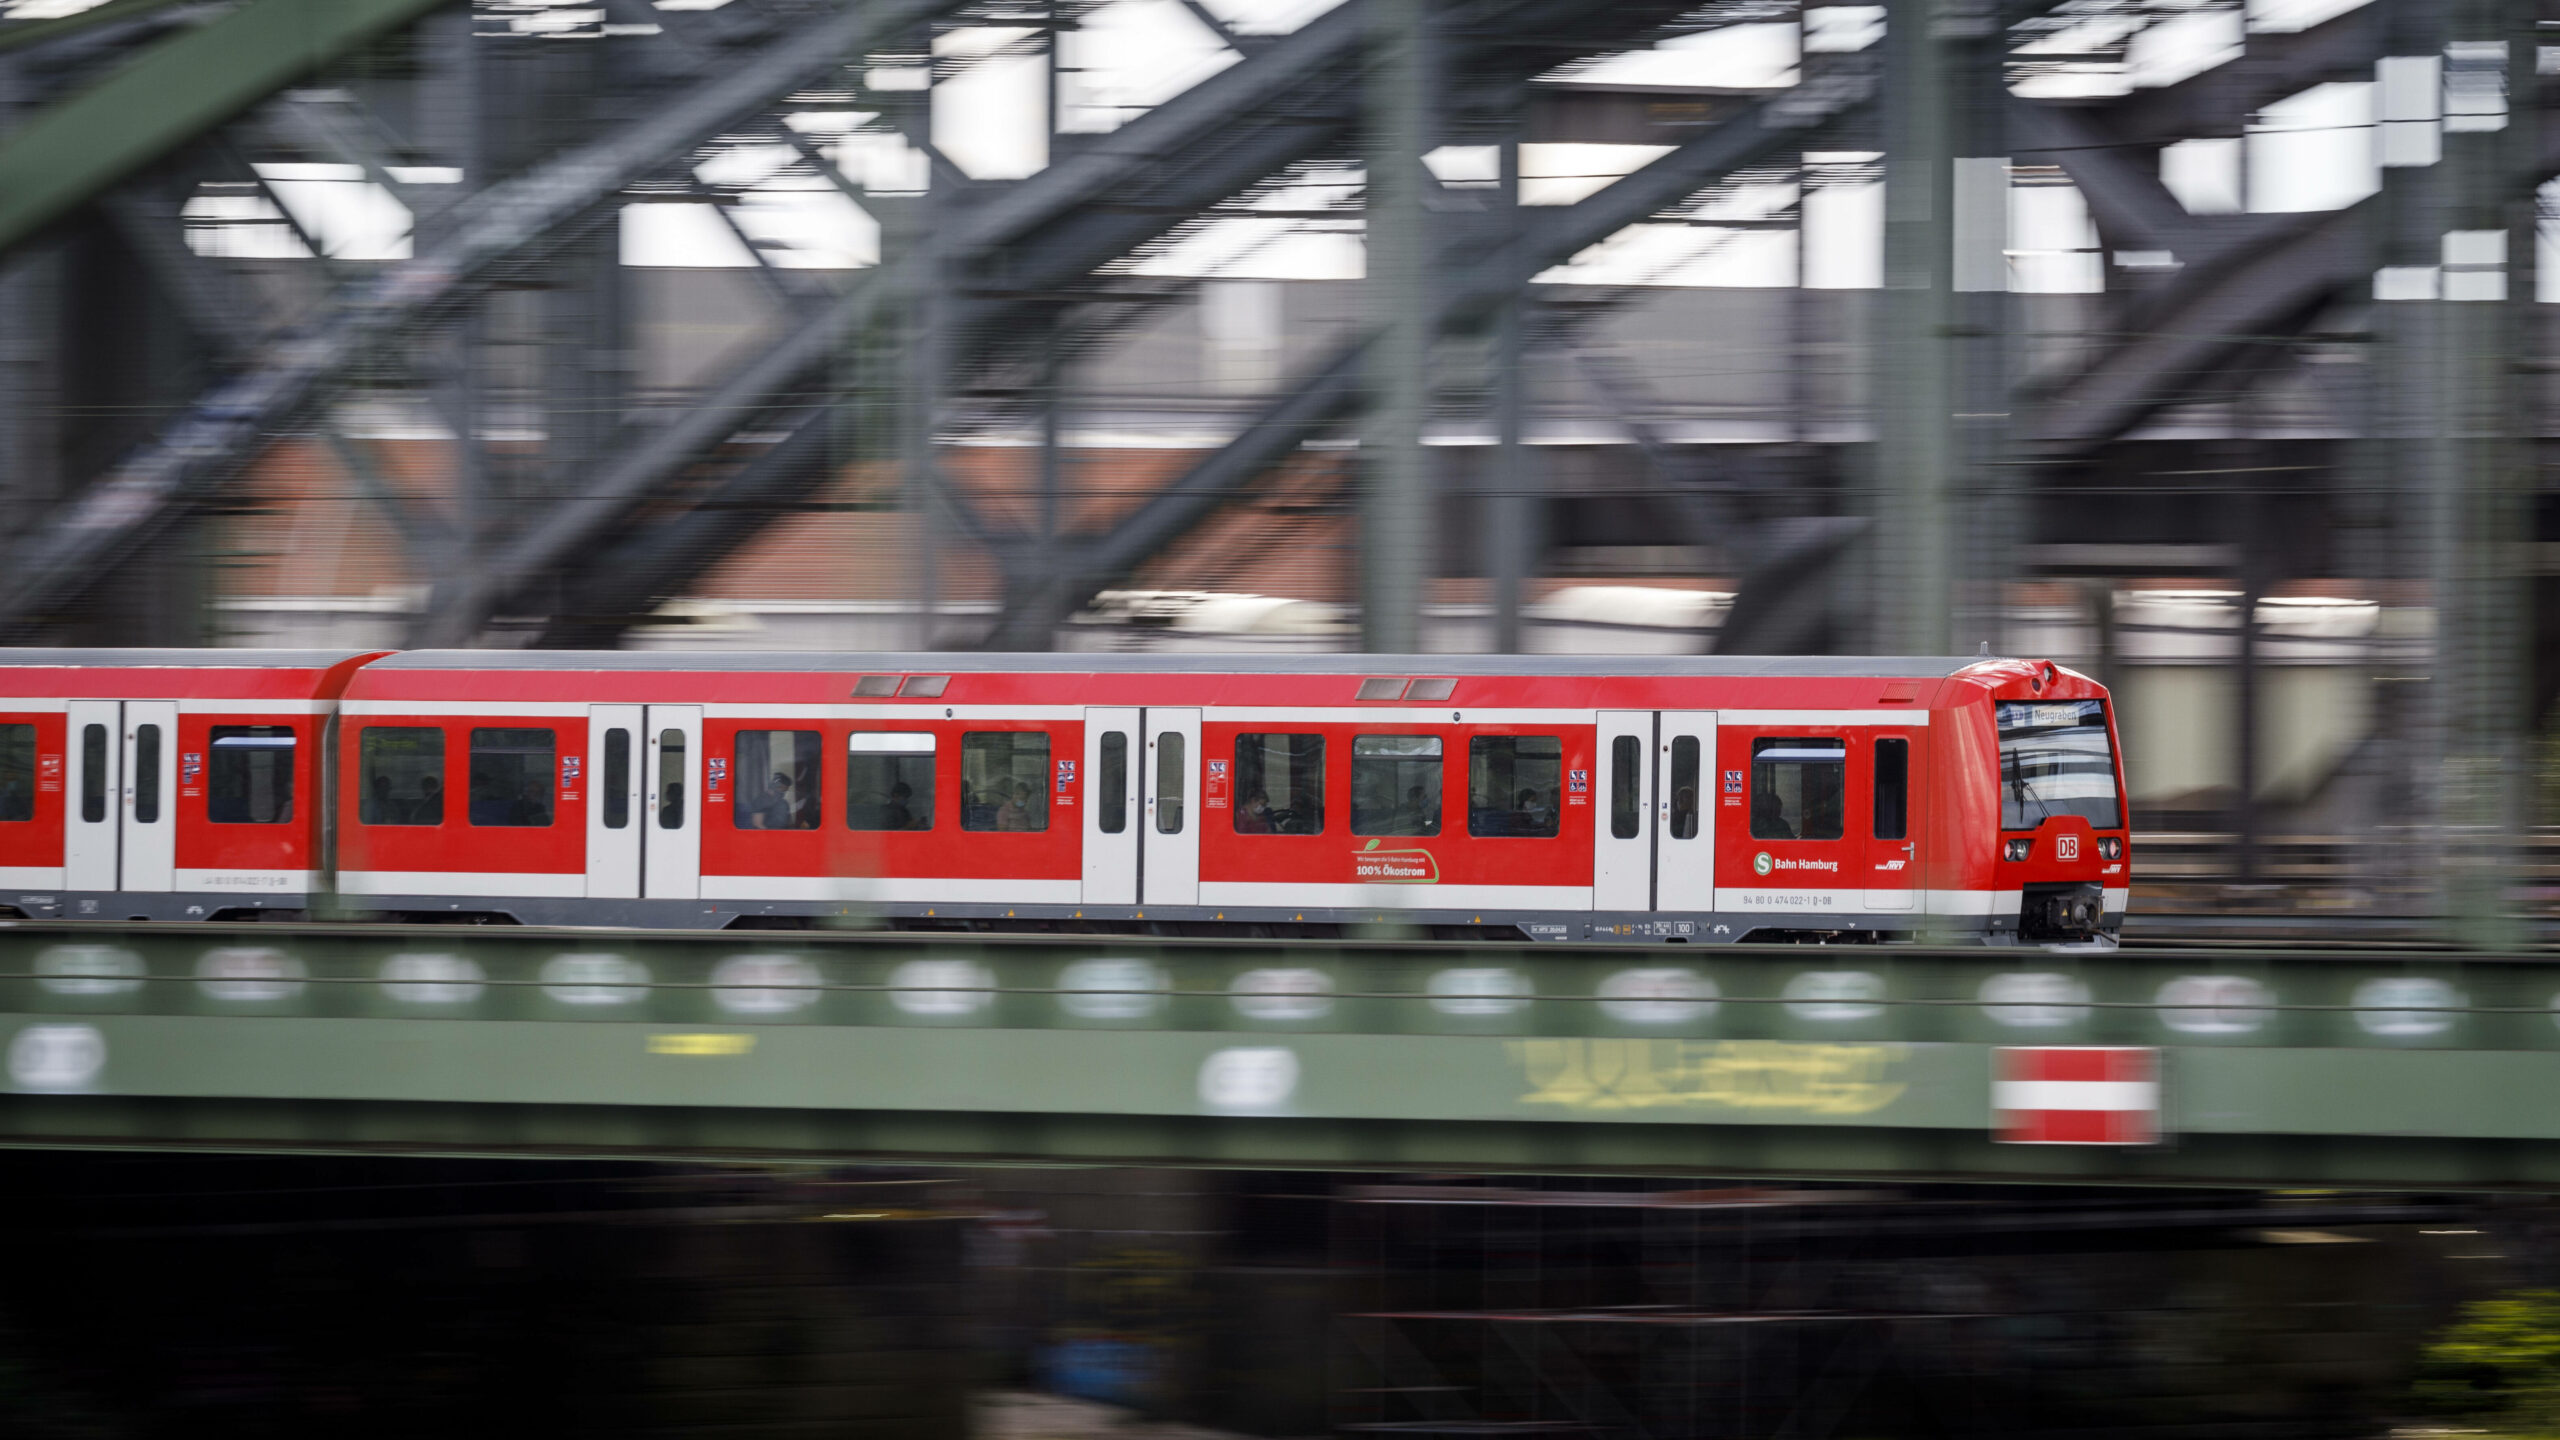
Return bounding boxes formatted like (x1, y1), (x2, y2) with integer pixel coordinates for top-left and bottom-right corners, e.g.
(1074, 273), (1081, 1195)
(0, 648), (383, 669)
(368, 651), (1999, 678)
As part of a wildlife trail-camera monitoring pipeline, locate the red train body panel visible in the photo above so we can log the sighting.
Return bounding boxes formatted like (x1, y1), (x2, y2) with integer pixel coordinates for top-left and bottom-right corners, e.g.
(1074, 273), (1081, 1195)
(0, 649), (2130, 944)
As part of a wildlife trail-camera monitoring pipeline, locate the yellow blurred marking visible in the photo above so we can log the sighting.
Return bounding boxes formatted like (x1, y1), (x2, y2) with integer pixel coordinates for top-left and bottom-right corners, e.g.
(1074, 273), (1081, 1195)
(648, 1033), (756, 1056)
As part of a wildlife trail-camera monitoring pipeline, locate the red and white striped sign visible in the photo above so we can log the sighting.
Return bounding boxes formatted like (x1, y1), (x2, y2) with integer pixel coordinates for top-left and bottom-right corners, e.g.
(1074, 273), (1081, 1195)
(1994, 1047), (2159, 1145)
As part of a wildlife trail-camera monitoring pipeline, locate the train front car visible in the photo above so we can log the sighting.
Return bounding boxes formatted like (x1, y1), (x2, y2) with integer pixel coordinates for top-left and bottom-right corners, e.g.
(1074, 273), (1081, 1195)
(1937, 658), (2129, 946)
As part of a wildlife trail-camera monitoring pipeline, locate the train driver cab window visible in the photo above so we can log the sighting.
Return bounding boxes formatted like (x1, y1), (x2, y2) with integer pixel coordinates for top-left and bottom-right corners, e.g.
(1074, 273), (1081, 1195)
(468, 728), (555, 827)
(1233, 734), (1323, 834)
(1750, 737), (1844, 841)
(360, 727), (445, 825)
(209, 726), (295, 824)
(847, 733), (935, 831)
(1470, 736), (1562, 837)
(1351, 736), (1441, 836)
(0, 724), (34, 822)
(734, 729), (821, 830)
(962, 732), (1049, 832)
(1996, 700), (2120, 830)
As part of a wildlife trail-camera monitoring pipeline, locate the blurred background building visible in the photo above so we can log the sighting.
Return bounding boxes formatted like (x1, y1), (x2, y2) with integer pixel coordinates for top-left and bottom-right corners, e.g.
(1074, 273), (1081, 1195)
(0, 0), (2549, 922)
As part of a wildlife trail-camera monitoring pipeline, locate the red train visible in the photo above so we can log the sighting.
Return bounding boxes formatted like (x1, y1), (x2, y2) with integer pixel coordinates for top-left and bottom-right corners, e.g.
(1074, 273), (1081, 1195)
(0, 649), (2128, 944)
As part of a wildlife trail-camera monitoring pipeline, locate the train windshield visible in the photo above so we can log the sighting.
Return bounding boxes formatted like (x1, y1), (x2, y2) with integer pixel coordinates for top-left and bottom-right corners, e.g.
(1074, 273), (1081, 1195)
(1996, 700), (2120, 831)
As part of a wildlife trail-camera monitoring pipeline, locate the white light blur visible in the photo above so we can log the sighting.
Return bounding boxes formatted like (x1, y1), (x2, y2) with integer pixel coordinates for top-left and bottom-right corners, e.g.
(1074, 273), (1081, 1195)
(1979, 972), (2091, 1028)
(1597, 968), (1718, 1025)
(711, 953), (823, 1015)
(1230, 967), (1335, 1022)
(35, 945), (144, 998)
(1057, 958), (1166, 1020)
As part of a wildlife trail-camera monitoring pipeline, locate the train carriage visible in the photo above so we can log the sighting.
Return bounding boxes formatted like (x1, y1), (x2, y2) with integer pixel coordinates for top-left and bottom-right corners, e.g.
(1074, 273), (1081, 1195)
(317, 651), (2128, 944)
(0, 649), (385, 920)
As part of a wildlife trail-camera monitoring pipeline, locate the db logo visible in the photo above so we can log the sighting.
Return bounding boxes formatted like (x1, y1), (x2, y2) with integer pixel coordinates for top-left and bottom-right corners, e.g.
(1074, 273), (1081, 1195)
(1752, 852), (1773, 877)
(2056, 833), (2080, 861)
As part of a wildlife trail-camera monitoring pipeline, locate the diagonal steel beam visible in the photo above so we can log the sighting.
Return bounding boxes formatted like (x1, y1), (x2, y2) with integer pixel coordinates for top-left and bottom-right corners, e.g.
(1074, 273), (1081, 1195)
(0, 0), (457, 256)
(975, 78), (1876, 648)
(495, 0), (1778, 649)
(432, 8), (1378, 645)
(2022, 202), (2362, 451)
(407, 261), (908, 647)
(2100, 1), (2379, 151)
(0, 0), (967, 641)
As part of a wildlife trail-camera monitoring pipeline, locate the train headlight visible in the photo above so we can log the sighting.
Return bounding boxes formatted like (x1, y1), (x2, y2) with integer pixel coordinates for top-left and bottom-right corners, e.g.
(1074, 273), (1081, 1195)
(2098, 837), (2122, 861)
(2003, 838), (2032, 862)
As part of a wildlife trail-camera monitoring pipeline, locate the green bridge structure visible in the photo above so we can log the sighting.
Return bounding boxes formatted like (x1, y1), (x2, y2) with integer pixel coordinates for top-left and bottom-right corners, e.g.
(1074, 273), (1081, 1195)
(0, 924), (2553, 1188)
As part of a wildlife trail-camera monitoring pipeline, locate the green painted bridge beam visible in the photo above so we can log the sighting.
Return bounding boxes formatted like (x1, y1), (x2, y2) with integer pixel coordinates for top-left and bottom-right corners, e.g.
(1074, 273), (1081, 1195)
(0, 925), (2548, 1185)
(0, 0), (453, 256)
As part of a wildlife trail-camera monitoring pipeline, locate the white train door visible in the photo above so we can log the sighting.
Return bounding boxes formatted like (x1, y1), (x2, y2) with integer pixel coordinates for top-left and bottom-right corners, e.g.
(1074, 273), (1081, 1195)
(1083, 707), (1138, 905)
(643, 705), (701, 900)
(1593, 710), (1650, 912)
(1655, 711), (1716, 913)
(64, 700), (118, 893)
(586, 705), (643, 900)
(120, 701), (177, 893)
(1140, 708), (1199, 907)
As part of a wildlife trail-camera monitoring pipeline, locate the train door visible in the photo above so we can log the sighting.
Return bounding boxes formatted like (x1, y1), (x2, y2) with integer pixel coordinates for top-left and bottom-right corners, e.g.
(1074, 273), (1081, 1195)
(64, 700), (118, 893)
(1140, 708), (1199, 906)
(586, 705), (643, 900)
(1862, 730), (1921, 912)
(1082, 707), (1138, 905)
(1655, 711), (1717, 912)
(643, 705), (701, 900)
(1593, 711), (1650, 911)
(119, 701), (177, 893)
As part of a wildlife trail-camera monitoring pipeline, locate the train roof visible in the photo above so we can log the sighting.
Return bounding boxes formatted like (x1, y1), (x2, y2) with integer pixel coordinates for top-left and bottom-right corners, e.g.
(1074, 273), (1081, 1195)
(368, 651), (2000, 678)
(0, 649), (384, 669)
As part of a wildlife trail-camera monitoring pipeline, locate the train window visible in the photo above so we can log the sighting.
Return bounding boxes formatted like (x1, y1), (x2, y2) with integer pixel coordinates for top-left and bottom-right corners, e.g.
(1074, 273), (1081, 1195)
(847, 733), (935, 831)
(657, 730), (686, 829)
(208, 727), (295, 824)
(1873, 738), (1909, 841)
(360, 728), (444, 825)
(1097, 732), (1128, 835)
(1996, 700), (2119, 830)
(1469, 736), (1561, 838)
(1668, 736), (1700, 840)
(1155, 731), (1184, 834)
(133, 725), (161, 825)
(733, 729), (822, 830)
(1234, 734), (1323, 834)
(1352, 735), (1441, 836)
(1608, 736), (1640, 840)
(1751, 737), (1844, 841)
(79, 724), (106, 824)
(0, 724), (33, 822)
(468, 728), (554, 827)
(601, 729), (631, 829)
(962, 732), (1049, 832)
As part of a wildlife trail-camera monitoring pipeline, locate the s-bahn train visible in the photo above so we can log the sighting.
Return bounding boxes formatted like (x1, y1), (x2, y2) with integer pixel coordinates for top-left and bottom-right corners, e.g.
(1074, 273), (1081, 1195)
(0, 649), (2128, 945)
